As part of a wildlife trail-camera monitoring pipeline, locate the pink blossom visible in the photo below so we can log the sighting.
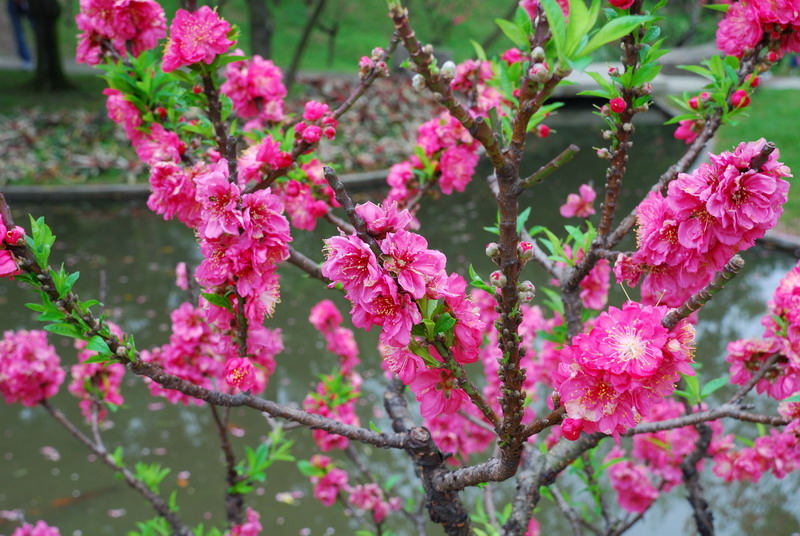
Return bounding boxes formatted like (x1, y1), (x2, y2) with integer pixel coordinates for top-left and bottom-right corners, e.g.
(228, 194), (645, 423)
(409, 368), (469, 419)
(303, 101), (330, 121)
(309, 300), (343, 332)
(439, 145), (479, 194)
(70, 325), (126, 422)
(354, 200), (413, 236)
(606, 448), (659, 514)
(380, 230), (446, 299)
(11, 520), (61, 536)
(519, 0), (569, 20)
(322, 234), (382, 302)
(673, 119), (700, 144)
(312, 467), (348, 506)
(224, 357), (256, 391)
(222, 52), (286, 122)
(381, 343), (425, 385)
(76, 0), (166, 64)
(194, 159), (243, 239)
(102, 88), (141, 138)
(0, 330), (65, 407)
(350, 276), (421, 347)
(147, 161), (203, 227)
(162, 7), (234, 72)
(230, 507), (262, 536)
(238, 135), (292, 183)
(559, 184), (596, 218)
(501, 48), (526, 65)
(716, 1), (763, 57)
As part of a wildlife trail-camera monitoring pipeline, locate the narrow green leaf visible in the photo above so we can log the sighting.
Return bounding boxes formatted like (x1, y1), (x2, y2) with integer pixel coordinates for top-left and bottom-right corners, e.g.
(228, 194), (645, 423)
(434, 313), (457, 334)
(44, 322), (85, 339)
(495, 19), (528, 48)
(581, 15), (654, 57)
(700, 375), (729, 399)
(201, 292), (234, 312)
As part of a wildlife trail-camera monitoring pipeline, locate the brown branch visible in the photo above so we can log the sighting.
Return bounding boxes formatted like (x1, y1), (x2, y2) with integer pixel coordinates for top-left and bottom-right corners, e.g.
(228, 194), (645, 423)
(552, 483), (585, 536)
(522, 405), (566, 438)
(519, 144), (580, 191)
(323, 166), (380, 253)
(680, 423), (715, 536)
(210, 405), (244, 525)
(201, 73), (230, 157)
(661, 255), (745, 330)
(383, 379), (472, 536)
(287, 246), (329, 283)
(42, 401), (192, 536)
(388, 3), (504, 169)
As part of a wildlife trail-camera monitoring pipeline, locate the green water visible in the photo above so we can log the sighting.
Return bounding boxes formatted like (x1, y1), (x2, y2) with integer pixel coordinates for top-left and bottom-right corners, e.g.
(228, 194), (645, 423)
(1, 116), (798, 535)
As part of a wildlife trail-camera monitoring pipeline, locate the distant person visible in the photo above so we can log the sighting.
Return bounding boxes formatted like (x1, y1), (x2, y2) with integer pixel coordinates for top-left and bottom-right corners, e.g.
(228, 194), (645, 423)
(7, 0), (33, 70)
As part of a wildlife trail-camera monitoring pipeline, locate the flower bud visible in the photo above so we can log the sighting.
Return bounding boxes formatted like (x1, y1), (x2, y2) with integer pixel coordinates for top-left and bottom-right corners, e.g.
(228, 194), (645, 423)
(517, 241), (533, 262)
(440, 60), (457, 80)
(596, 147), (610, 159)
(531, 46), (545, 62)
(422, 44), (434, 56)
(561, 418), (583, 441)
(518, 280), (536, 303)
(528, 63), (549, 83)
(767, 50), (780, 63)
(688, 96), (700, 110)
(536, 124), (550, 138)
(608, 66), (619, 77)
(490, 270), (507, 288)
(5, 226), (25, 245)
(609, 97), (626, 114)
(731, 89), (750, 108)
(412, 74), (426, 92)
(371, 47), (384, 60)
(485, 242), (500, 258)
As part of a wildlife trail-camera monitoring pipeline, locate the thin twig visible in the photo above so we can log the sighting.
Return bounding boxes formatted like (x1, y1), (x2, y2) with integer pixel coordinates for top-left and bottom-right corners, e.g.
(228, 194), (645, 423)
(661, 255), (745, 330)
(42, 401), (192, 536)
(519, 144), (580, 191)
(210, 404), (244, 525)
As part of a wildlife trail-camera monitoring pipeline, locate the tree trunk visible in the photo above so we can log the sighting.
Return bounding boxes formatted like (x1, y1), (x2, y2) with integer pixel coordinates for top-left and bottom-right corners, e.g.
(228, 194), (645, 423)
(246, 0), (273, 58)
(27, 0), (72, 90)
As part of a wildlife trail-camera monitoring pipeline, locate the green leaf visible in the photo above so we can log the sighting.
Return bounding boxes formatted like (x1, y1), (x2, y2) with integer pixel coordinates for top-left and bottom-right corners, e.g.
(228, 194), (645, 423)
(85, 335), (112, 356)
(517, 207), (532, 233)
(581, 15), (654, 57)
(541, 0), (568, 59)
(495, 18), (528, 48)
(700, 375), (729, 399)
(704, 3), (729, 11)
(781, 393), (800, 403)
(422, 319), (436, 340)
(470, 39), (488, 61)
(369, 420), (382, 433)
(201, 292), (234, 312)
(44, 322), (85, 339)
(434, 313), (457, 334)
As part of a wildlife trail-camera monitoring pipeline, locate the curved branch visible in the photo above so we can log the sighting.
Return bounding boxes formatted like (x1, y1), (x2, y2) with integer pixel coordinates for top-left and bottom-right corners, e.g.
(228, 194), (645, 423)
(42, 401), (192, 536)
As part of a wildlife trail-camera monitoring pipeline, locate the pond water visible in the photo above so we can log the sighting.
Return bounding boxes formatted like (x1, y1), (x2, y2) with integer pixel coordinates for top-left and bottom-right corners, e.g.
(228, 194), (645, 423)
(1, 114), (799, 536)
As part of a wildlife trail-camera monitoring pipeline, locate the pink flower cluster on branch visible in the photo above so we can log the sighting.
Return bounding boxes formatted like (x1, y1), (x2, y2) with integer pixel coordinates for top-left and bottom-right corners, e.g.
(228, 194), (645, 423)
(10, 520), (61, 536)
(0, 330), (65, 407)
(221, 51), (287, 126)
(76, 0), (166, 64)
(306, 455), (401, 523)
(727, 259), (800, 399)
(162, 6), (235, 72)
(554, 302), (696, 439)
(716, 0), (800, 59)
(616, 139), (792, 307)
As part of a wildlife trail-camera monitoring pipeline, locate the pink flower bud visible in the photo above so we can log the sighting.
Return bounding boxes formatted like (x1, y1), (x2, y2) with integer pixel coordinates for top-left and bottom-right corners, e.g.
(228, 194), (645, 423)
(596, 148), (610, 159)
(609, 97), (626, 114)
(700, 91), (710, 100)
(561, 418), (583, 441)
(767, 50), (780, 63)
(371, 47), (384, 60)
(518, 280), (536, 303)
(5, 226), (25, 245)
(536, 124), (550, 138)
(608, 66), (619, 76)
(746, 74), (760, 87)
(528, 63), (549, 83)
(302, 125), (322, 143)
(731, 89), (750, 108)
(485, 242), (499, 258)
(517, 241), (533, 262)
(490, 270), (507, 288)
(688, 96), (700, 110)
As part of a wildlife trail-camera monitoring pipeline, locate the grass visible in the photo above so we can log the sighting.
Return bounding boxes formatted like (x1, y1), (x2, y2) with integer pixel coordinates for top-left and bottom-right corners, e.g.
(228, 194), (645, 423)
(0, 71), (107, 113)
(715, 88), (800, 232)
